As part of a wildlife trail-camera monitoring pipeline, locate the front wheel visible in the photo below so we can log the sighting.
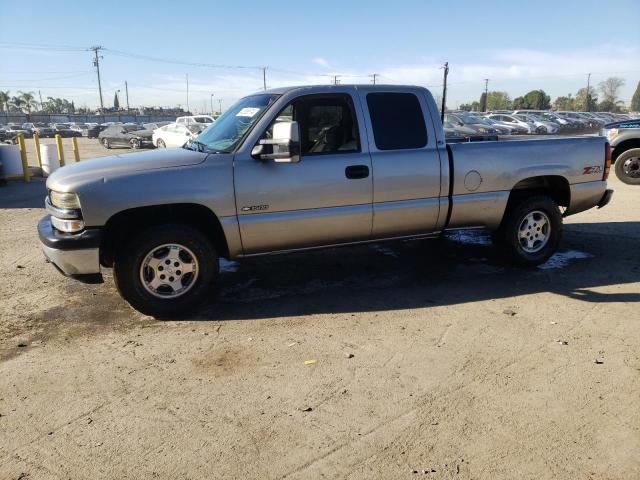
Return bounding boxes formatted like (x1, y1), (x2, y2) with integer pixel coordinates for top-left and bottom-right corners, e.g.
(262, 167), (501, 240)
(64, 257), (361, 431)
(130, 138), (141, 149)
(614, 148), (640, 185)
(102, 138), (110, 149)
(114, 224), (218, 317)
(494, 195), (562, 267)
(157, 139), (166, 148)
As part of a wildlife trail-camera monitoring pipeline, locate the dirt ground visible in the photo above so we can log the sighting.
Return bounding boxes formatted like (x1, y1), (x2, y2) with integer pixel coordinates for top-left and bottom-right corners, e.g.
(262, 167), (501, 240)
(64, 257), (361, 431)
(0, 143), (639, 479)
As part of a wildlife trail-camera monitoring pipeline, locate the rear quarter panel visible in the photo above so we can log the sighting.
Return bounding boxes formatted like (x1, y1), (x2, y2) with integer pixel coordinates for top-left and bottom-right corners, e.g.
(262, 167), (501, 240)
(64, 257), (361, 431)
(447, 136), (606, 228)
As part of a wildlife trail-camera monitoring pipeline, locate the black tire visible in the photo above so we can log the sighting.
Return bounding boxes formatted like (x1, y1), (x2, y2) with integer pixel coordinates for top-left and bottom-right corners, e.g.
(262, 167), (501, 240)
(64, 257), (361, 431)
(614, 148), (640, 185)
(157, 139), (166, 148)
(494, 195), (562, 267)
(102, 138), (110, 149)
(130, 138), (141, 149)
(113, 224), (218, 317)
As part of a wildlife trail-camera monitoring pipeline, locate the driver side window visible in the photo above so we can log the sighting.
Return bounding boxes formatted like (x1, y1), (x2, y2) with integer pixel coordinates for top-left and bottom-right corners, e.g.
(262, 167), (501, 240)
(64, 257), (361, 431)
(263, 94), (360, 156)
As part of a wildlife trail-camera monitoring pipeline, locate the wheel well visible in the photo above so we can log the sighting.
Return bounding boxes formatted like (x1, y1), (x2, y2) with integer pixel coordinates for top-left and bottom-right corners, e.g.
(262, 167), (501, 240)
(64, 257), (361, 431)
(99, 203), (229, 267)
(507, 175), (570, 210)
(612, 139), (640, 163)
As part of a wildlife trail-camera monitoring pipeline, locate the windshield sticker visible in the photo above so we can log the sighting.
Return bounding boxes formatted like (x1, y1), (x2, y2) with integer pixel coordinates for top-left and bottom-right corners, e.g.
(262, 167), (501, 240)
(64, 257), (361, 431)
(236, 107), (261, 118)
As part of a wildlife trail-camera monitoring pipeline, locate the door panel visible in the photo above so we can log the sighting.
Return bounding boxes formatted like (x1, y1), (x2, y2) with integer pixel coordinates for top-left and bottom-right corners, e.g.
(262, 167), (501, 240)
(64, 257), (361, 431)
(357, 89), (443, 237)
(234, 91), (373, 254)
(235, 151), (373, 254)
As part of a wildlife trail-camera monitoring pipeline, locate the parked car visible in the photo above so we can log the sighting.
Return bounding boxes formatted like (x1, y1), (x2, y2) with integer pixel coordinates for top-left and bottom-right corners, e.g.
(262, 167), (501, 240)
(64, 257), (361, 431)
(482, 116), (528, 134)
(514, 114), (560, 134)
(39, 84), (613, 316)
(143, 121), (173, 131)
(0, 127), (17, 144)
(153, 123), (207, 148)
(98, 124), (154, 149)
(486, 114), (535, 133)
(52, 123), (83, 137)
(32, 123), (57, 137)
(601, 119), (640, 184)
(87, 124), (108, 139)
(554, 112), (591, 131)
(445, 113), (500, 135)
(443, 120), (477, 137)
(3, 124), (30, 137)
(175, 115), (215, 126)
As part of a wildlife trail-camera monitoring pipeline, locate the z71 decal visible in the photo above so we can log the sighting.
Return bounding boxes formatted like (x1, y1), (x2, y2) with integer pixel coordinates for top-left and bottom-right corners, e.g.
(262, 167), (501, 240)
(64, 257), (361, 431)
(583, 165), (603, 175)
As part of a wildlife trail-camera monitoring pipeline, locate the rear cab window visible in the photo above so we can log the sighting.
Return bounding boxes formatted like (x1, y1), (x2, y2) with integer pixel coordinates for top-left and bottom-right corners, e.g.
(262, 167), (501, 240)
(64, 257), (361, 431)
(366, 92), (427, 150)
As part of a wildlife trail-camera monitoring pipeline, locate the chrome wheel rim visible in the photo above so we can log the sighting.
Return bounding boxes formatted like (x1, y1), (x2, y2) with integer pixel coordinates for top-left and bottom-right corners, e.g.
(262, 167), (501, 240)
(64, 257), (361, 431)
(623, 157), (640, 178)
(518, 210), (550, 253)
(139, 243), (199, 298)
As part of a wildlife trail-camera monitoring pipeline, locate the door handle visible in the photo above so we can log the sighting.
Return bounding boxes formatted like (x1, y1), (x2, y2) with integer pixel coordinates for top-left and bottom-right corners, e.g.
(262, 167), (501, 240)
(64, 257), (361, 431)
(345, 165), (369, 179)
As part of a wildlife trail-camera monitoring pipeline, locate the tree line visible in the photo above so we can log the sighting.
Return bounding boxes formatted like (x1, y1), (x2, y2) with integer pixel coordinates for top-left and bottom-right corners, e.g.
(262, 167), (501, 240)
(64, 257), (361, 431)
(0, 90), (92, 115)
(460, 77), (640, 112)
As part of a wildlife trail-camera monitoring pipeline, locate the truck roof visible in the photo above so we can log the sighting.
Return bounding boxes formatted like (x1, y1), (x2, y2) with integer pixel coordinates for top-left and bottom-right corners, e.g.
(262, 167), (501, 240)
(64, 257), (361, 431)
(260, 84), (427, 95)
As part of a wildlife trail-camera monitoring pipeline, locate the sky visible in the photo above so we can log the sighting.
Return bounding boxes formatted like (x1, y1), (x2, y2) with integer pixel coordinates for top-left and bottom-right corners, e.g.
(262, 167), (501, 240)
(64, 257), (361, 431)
(1, 0), (639, 113)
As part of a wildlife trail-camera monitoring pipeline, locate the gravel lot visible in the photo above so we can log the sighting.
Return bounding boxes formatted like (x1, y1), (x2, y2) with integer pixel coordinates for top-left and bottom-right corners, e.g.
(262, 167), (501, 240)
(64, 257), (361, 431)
(1, 141), (639, 479)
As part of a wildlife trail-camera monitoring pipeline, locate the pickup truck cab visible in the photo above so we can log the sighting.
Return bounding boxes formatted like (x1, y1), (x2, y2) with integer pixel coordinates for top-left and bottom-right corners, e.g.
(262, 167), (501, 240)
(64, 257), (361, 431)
(39, 85), (614, 316)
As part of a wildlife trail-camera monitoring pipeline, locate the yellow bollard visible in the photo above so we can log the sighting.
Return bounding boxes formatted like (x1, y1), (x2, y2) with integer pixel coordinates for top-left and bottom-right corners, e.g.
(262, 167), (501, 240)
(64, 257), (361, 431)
(33, 132), (42, 168)
(71, 136), (80, 162)
(17, 133), (31, 182)
(55, 134), (65, 167)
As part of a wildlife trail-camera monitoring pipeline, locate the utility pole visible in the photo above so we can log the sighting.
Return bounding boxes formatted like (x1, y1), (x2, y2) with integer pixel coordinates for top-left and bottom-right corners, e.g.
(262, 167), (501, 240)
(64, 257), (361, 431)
(262, 67), (267, 91)
(218, 99), (222, 115)
(125, 81), (130, 111)
(186, 74), (189, 113)
(210, 94), (214, 115)
(332, 75), (340, 85)
(585, 73), (591, 112)
(482, 78), (489, 112)
(90, 46), (104, 111)
(440, 62), (449, 122)
(38, 90), (43, 111)
(371, 73), (378, 85)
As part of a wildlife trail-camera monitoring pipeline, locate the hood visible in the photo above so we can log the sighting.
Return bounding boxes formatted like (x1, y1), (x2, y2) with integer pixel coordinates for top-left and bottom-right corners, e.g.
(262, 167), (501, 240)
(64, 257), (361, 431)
(47, 148), (209, 192)
(604, 119), (640, 129)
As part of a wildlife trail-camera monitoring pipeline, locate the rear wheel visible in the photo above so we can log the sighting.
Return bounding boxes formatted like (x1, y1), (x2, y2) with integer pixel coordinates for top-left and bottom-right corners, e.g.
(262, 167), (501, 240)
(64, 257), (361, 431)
(614, 148), (640, 185)
(157, 139), (166, 148)
(114, 224), (218, 317)
(494, 195), (562, 266)
(130, 138), (141, 149)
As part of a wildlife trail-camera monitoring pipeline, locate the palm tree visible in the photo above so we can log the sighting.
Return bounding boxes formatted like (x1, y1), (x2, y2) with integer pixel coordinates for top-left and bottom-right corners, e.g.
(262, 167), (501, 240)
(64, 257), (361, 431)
(0, 90), (9, 113)
(9, 95), (25, 112)
(17, 91), (38, 114)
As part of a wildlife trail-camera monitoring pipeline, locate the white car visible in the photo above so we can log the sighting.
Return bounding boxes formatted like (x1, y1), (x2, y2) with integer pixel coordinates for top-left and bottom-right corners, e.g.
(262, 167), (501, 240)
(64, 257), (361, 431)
(514, 114), (559, 134)
(175, 115), (215, 126)
(487, 114), (535, 134)
(153, 123), (206, 148)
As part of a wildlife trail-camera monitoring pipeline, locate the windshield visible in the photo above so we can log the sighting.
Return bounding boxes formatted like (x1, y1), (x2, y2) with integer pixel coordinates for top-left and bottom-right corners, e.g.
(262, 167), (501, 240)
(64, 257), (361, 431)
(187, 94), (278, 153)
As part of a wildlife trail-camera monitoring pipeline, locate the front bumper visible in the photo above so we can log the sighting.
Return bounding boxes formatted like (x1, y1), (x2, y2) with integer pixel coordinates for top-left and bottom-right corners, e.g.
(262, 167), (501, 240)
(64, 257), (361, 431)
(38, 215), (102, 278)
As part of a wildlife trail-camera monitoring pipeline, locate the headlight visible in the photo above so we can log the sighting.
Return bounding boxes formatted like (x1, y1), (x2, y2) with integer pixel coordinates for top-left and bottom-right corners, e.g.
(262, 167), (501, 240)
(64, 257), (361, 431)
(478, 127), (486, 133)
(605, 129), (619, 141)
(50, 191), (81, 210)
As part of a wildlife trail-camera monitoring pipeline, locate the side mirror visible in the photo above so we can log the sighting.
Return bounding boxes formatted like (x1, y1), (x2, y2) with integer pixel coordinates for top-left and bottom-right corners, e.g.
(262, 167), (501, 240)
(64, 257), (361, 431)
(251, 121), (301, 163)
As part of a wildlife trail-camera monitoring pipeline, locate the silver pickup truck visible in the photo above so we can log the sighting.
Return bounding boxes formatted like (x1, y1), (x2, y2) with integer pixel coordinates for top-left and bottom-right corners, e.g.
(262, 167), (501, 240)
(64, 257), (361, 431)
(38, 85), (614, 316)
